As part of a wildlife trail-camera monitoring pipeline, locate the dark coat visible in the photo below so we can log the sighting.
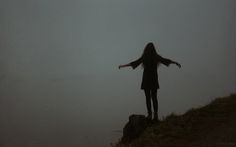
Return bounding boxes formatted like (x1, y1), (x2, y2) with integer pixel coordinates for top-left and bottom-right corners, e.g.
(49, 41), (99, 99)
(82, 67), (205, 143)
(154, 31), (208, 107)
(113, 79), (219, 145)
(130, 54), (172, 90)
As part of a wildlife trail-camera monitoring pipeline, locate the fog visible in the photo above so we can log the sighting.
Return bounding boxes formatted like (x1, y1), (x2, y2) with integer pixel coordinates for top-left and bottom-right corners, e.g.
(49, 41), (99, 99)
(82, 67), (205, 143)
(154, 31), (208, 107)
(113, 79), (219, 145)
(0, 0), (236, 146)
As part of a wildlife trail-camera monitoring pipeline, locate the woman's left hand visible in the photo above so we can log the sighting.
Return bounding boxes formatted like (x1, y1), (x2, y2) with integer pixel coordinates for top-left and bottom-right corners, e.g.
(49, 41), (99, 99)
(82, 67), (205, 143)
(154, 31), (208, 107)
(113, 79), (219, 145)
(175, 62), (181, 68)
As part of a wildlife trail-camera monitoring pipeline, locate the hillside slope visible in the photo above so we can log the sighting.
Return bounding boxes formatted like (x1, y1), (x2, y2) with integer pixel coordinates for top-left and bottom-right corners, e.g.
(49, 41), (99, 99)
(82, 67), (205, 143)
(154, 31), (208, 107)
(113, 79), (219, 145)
(117, 94), (236, 147)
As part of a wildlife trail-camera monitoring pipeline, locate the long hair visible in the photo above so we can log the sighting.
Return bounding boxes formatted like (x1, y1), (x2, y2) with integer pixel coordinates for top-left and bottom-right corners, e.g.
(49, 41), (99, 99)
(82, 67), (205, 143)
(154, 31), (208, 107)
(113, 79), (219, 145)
(141, 42), (159, 68)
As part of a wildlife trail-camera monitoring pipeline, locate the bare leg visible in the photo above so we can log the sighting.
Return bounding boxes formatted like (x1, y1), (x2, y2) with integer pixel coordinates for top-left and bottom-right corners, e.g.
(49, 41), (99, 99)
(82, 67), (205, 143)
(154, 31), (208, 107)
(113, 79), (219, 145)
(144, 89), (152, 119)
(151, 89), (158, 120)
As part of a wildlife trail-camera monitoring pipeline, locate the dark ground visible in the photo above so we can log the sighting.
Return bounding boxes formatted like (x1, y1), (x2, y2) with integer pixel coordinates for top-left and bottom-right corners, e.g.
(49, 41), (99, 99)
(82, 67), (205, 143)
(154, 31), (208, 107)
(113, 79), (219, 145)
(117, 94), (236, 147)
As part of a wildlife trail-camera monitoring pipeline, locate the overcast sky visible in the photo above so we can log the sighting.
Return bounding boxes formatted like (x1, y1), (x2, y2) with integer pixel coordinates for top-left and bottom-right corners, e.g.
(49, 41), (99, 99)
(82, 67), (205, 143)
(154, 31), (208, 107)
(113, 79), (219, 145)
(1, 0), (236, 147)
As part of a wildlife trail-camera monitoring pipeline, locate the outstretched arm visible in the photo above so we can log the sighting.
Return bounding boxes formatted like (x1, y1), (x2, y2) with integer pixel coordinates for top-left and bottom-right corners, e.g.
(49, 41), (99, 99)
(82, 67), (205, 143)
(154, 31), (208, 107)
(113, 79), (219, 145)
(171, 61), (181, 68)
(158, 55), (181, 68)
(119, 57), (142, 69)
(118, 63), (131, 69)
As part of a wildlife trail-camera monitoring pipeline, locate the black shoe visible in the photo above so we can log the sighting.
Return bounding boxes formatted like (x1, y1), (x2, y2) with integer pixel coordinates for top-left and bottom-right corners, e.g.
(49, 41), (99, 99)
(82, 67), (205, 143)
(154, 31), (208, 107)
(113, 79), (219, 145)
(146, 114), (152, 120)
(153, 114), (160, 122)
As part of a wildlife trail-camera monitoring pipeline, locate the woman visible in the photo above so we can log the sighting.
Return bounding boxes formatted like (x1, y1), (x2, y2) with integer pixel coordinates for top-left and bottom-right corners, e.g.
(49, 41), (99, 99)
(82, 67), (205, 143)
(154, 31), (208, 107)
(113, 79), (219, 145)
(119, 42), (181, 121)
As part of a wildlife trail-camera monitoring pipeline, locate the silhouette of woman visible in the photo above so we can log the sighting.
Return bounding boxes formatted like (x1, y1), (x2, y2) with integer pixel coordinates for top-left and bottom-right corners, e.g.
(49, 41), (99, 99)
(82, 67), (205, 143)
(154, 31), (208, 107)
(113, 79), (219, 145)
(119, 42), (181, 121)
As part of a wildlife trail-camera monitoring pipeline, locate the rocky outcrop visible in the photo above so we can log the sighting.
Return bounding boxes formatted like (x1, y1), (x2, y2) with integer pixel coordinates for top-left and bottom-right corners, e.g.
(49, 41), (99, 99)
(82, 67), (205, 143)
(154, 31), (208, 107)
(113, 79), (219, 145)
(117, 94), (236, 147)
(121, 114), (149, 143)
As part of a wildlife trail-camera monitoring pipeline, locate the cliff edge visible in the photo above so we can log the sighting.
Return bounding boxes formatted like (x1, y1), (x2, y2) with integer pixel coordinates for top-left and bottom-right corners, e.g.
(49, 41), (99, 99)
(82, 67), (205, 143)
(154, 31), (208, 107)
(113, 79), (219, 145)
(117, 94), (236, 147)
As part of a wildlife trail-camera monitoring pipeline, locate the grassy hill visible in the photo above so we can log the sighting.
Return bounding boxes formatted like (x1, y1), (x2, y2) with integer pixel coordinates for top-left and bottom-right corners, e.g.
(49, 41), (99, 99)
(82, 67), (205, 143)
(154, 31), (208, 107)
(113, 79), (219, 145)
(117, 94), (236, 147)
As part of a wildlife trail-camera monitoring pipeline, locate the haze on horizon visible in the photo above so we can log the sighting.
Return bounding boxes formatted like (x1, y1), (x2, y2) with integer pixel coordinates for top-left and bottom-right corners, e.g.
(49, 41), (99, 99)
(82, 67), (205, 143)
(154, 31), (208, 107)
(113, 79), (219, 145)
(0, 0), (236, 147)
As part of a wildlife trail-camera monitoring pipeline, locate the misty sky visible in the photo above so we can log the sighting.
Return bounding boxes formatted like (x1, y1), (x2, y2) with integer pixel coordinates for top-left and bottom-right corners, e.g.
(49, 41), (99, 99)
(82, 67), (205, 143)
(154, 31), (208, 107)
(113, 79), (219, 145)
(1, 0), (236, 147)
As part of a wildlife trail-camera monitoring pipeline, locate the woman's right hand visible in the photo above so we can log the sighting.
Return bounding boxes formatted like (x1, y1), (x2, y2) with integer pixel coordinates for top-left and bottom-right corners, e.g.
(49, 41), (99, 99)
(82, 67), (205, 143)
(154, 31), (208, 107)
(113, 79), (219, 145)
(118, 64), (130, 69)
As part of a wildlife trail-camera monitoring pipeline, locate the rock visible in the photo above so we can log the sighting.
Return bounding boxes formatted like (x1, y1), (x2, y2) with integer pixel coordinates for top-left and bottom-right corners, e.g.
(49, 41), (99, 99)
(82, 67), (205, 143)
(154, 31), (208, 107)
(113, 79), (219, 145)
(121, 114), (149, 143)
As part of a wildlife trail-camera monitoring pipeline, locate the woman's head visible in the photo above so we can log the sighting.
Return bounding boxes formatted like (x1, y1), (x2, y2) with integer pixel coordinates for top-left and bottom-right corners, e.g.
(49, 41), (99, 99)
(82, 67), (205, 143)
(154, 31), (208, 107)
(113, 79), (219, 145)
(142, 42), (157, 57)
(142, 42), (159, 67)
